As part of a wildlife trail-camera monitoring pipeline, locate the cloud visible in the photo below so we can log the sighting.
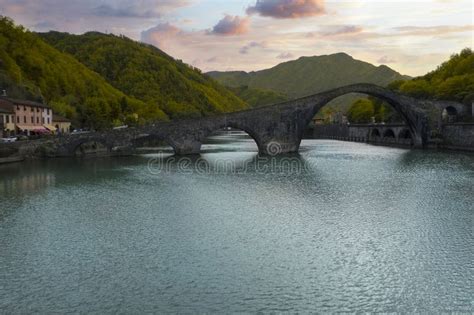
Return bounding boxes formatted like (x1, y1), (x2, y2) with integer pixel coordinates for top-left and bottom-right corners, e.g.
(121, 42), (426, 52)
(321, 25), (363, 36)
(393, 25), (474, 36)
(0, 0), (193, 38)
(206, 56), (219, 63)
(210, 15), (250, 36)
(240, 41), (267, 54)
(33, 20), (56, 30)
(141, 23), (182, 48)
(277, 52), (294, 59)
(93, 0), (191, 18)
(247, 0), (326, 19)
(377, 56), (396, 64)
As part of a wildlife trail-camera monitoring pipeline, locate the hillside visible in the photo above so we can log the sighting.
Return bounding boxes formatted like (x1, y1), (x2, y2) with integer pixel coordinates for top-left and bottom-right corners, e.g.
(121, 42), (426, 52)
(390, 48), (474, 104)
(228, 86), (288, 107)
(208, 53), (410, 98)
(208, 53), (410, 114)
(39, 31), (248, 120)
(0, 16), (168, 129)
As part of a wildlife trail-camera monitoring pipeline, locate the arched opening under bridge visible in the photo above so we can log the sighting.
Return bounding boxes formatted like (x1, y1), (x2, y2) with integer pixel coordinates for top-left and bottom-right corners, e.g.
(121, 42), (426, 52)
(371, 128), (381, 139)
(305, 90), (413, 148)
(383, 129), (396, 139)
(74, 140), (109, 157)
(200, 127), (259, 155)
(442, 106), (458, 123)
(132, 134), (175, 155)
(398, 129), (414, 144)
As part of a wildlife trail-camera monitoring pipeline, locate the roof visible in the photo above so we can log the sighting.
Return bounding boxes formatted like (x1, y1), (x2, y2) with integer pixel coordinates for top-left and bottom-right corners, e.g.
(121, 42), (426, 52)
(6, 98), (50, 109)
(0, 98), (14, 114)
(53, 114), (71, 123)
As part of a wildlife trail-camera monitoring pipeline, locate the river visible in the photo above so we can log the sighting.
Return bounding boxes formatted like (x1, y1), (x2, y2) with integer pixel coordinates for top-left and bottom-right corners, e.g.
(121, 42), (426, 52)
(0, 132), (472, 313)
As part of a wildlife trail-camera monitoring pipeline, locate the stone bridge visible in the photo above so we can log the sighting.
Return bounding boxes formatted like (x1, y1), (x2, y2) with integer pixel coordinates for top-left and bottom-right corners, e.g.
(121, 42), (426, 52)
(51, 84), (456, 156)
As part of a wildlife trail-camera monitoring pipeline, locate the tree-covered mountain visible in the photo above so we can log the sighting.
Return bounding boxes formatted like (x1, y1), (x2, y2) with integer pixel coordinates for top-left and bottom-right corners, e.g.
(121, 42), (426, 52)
(208, 53), (410, 115)
(389, 48), (474, 104)
(346, 48), (473, 124)
(228, 86), (288, 107)
(0, 16), (169, 129)
(39, 31), (247, 120)
(208, 53), (410, 98)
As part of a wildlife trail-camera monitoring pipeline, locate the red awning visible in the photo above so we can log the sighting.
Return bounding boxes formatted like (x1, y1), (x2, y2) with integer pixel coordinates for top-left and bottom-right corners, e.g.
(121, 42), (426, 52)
(17, 125), (49, 132)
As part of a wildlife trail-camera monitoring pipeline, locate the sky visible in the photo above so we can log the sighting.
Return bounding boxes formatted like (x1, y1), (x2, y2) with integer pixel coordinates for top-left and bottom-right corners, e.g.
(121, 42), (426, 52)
(0, 0), (472, 76)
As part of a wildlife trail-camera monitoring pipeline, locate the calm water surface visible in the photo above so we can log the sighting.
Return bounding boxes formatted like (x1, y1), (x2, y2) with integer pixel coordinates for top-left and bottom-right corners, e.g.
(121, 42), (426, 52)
(0, 133), (473, 313)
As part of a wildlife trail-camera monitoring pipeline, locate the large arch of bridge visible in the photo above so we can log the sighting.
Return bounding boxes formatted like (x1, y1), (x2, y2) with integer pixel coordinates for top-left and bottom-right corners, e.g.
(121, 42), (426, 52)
(304, 85), (421, 143)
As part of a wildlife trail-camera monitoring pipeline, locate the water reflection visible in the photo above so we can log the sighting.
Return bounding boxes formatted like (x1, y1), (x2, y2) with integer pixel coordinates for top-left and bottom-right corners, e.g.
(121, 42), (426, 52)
(0, 134), (472, 313)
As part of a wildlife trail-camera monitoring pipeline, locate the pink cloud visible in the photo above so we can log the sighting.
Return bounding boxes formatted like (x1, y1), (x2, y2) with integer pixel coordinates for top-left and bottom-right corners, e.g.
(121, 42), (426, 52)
(247, 0), (326, 19)
(240, 41), (267, 54)
(277, 52), (294, 59)
(321, 25), (363, 36)
(141, 23), (182, 48)
(377, 56), (396, 64)
(210, 15), (250, 36)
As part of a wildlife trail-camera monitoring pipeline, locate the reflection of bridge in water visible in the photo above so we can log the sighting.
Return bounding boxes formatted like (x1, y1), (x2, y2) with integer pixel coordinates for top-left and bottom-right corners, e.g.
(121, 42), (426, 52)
(52, 84), (465, 156)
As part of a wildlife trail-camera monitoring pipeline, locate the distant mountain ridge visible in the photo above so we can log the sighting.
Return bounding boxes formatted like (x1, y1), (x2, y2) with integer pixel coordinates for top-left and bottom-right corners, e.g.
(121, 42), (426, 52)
(207, 53), (410, 113)
(208, 53), (410, 98)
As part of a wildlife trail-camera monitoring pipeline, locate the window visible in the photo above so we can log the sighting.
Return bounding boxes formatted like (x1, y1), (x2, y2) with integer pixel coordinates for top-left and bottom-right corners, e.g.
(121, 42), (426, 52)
(37, 117), (39, 124)
(42, 117), (45, 124)
(47, 118), (50, 124)
(24, 106), (26, 111)
(31, 107), (34, 112)
(23, 116), (26, 123)
(31, 117), (34, 124)
(6, 115), (9, 123)
(37, 107), (40, 112)
(47, 109), (50, 115)
(16, 105), (19, 110)
(17, 116), (20, 123)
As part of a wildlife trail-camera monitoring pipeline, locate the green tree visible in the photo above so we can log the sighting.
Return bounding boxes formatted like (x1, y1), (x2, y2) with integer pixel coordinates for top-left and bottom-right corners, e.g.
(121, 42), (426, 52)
(347, 99), (375, 123)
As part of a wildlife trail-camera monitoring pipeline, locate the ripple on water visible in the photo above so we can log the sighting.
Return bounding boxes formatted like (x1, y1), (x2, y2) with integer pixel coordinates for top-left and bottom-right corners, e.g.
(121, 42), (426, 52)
(0, 137), (473, 313)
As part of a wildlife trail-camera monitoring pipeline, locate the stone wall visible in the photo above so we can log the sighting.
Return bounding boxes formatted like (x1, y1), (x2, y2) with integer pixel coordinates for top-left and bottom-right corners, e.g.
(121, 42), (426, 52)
(440, 123), (474, 150)
(307, 123), (474, 152)
(306, 124), (414, 147)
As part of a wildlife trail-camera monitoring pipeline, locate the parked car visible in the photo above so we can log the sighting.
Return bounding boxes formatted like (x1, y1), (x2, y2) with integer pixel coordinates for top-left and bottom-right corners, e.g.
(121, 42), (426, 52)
(72, 129), (91, 135)
(1, 137), (17, 143)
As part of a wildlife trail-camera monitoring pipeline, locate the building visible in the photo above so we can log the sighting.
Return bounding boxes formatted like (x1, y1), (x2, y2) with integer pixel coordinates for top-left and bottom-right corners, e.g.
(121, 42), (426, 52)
(53, 115), (72, 134)
(0, 99), (15, 138)
(312, 118), (326, 125)
(7, 98), (54, 135)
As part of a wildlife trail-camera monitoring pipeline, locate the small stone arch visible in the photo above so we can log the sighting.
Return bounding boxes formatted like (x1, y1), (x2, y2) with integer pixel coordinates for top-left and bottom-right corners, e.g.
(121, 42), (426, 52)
(70, 137), (111, 156)
(383, 129), (396, 139)
(370, 128), (381, 140)
(398, 128), (414, 146)
(131, 134), (176, 153)
(442, 106), (458, 123)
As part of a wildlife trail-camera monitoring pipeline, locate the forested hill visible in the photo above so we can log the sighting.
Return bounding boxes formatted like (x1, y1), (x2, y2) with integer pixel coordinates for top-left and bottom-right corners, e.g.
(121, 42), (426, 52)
(207, 53), (410, 99)
(0, 17), (168, 129)
(39, 31), (247, 120)
(390, 48), (474, 104)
